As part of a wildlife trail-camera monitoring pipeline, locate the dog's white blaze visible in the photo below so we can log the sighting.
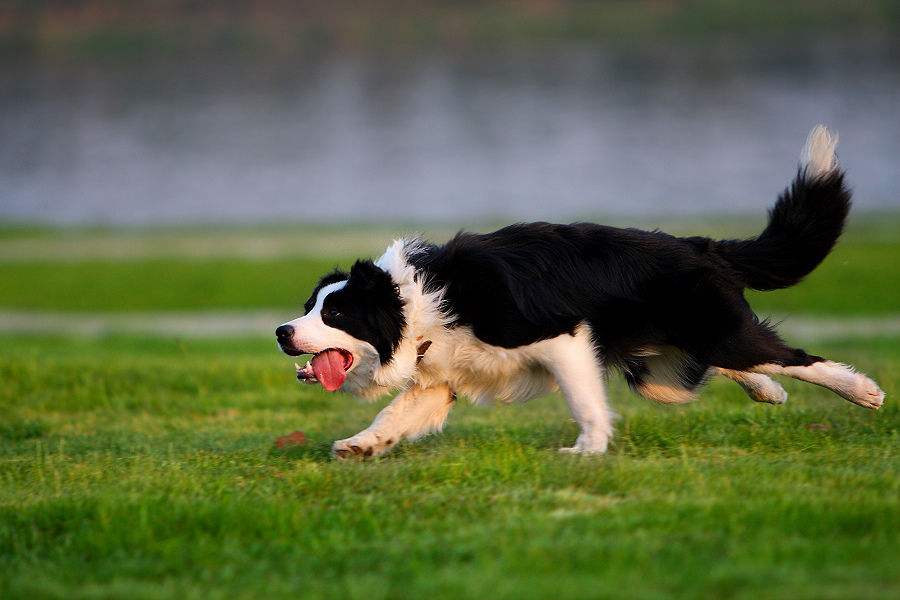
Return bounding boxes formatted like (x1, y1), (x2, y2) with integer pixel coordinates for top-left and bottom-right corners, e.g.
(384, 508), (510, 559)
(280, 280), (347, 352)
(309, 281), (346, 316)
(801, 124), (838, 178)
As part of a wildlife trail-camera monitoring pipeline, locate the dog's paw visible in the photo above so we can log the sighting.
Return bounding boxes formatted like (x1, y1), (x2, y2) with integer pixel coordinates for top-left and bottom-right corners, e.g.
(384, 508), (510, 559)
(850, 374), (885, 410)
(332, 431), (396, 460)
(751, 379), (788, 405)
(559, 433), (608, 455)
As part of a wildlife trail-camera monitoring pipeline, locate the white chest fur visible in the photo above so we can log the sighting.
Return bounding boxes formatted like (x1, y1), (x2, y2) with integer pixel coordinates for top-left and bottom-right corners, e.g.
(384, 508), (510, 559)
(415, 326), (559, 404)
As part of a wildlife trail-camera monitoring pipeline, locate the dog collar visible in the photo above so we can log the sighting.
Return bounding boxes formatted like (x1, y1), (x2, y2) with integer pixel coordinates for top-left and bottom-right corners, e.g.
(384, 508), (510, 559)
(416, 340), (432, 364)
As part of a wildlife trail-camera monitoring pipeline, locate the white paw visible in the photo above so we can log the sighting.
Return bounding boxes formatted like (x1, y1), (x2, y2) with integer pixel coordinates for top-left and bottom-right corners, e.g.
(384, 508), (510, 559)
(332, 430), (396, 460)
(849, 375), (885, 410)
(559, 433), (608, 455)
(754, 382), (788, 405)
(736, 372), (787, 404)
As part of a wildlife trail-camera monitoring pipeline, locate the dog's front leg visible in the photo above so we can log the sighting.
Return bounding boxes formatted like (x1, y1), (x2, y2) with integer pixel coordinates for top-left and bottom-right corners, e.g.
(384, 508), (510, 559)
(332, 384), (455, 459)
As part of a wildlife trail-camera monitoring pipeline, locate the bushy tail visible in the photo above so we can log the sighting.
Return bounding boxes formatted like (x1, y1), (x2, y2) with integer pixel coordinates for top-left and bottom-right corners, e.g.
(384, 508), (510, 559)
(715, 125), (852, 291)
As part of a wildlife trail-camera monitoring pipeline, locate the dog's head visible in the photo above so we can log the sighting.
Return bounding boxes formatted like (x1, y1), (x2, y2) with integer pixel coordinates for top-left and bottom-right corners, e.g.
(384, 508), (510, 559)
(276, 259), (407, 395)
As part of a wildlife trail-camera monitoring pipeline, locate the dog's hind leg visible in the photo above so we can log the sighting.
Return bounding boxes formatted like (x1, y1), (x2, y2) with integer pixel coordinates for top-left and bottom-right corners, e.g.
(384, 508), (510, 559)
(539, 324), (614, 454)
(751, 361), (884, 410)
(705, 320), (884, 409)
(716, 368), (787, 404)
(332, 384), (455, 459)
(623, 347), (709, 405)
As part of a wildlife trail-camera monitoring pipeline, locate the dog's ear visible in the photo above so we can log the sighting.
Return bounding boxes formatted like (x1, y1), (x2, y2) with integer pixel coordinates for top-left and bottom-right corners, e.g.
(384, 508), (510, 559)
(349, 260), (391, 291)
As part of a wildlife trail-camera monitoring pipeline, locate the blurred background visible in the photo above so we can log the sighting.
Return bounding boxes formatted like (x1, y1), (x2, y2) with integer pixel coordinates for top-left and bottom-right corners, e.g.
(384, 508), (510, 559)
(0, 1), (898, 321)
(2, 1), (899, 226)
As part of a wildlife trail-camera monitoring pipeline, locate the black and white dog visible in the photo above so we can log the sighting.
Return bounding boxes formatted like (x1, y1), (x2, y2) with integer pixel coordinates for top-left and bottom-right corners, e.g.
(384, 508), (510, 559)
(276, 126), (884, 458)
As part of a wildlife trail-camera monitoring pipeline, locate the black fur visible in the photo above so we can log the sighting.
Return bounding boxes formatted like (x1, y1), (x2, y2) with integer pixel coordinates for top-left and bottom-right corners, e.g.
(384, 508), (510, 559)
(304, 268), (349, 314)
(408, 167), (848, 393)
(714, 169), (851, 290)
(305, 261), (406, 364)
(621, 350), (711, 399)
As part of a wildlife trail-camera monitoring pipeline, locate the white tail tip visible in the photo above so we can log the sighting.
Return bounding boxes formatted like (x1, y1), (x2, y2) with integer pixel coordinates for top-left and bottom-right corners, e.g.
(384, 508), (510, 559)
(800, 124), (839, 178)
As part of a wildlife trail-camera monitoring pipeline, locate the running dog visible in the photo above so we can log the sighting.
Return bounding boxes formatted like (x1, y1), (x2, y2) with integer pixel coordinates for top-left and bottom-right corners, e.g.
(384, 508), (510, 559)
(276, 125), (884, 458)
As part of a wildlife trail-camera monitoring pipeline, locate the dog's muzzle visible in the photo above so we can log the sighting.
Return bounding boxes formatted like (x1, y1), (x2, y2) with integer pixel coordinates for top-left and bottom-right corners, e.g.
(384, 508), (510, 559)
(275, 324), (303, 356)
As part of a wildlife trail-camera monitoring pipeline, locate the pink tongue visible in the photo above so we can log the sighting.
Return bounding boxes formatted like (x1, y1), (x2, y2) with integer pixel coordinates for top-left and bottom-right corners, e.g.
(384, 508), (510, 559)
(311, 350), (348, 392)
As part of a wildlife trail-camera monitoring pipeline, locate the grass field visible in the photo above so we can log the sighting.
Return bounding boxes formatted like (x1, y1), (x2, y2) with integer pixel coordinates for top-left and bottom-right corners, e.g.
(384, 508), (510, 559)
(0, 219), (897, 315)
(1, 221), (898, 598)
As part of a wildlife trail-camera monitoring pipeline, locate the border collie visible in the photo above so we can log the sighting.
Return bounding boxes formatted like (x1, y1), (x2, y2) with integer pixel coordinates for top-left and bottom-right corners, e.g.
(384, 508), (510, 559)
(276, 126), (884, 458)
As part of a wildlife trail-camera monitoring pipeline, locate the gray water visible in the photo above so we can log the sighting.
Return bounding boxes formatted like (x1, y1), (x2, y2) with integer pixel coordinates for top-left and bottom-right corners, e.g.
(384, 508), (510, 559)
(2, 39), (898, 225)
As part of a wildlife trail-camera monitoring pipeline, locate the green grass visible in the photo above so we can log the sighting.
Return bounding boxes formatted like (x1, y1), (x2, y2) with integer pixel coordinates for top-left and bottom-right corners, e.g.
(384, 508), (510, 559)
(1, 334), (898, 599)
(0, 222), (897, 315)
(1, 220), (897, 597)
(0, 258), (336, 312)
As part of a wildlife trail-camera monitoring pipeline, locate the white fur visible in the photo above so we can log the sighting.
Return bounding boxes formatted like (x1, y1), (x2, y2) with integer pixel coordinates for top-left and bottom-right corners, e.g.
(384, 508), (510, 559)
(278, 281), (382, 396)
(538, 324), (613, 454)
(333, 318), (611, 456)
(363, 239), (454, 397)
(801, 124), (839, 178)
(332, 384), (455, 458)
(374, 238), (560, 405)
(284, 237), (883, 460)
(283, 240), (614, 455)
(752, 361), (884, 409)
(415, 325), (557, 405)
(717, 368), (788, 404)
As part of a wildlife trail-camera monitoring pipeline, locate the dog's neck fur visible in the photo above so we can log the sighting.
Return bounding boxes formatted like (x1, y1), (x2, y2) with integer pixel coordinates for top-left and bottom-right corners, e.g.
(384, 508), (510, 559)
(356, 238), (449, 397)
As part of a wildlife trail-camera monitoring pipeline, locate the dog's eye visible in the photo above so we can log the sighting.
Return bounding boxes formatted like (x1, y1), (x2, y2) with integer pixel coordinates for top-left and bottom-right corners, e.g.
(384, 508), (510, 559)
(325, 308), (341, 319)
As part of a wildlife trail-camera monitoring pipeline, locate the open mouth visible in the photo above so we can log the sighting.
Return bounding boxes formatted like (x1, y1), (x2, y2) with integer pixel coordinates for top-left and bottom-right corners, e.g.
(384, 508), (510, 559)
(294, 348), (354, 392)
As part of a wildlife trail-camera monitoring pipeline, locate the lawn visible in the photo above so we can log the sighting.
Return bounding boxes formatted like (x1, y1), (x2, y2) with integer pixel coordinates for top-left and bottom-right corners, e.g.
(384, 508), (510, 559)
(0, 220), (898, 599)
(0, 219), (897, 315)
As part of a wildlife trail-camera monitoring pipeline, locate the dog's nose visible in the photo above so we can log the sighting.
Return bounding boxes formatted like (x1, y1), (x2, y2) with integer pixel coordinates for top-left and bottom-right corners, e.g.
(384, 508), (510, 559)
(275, 325), (294, 342)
